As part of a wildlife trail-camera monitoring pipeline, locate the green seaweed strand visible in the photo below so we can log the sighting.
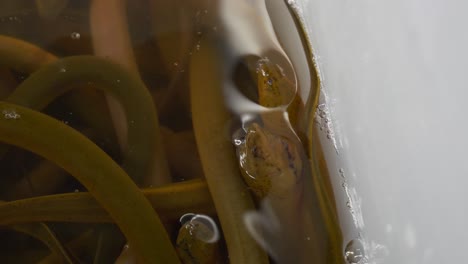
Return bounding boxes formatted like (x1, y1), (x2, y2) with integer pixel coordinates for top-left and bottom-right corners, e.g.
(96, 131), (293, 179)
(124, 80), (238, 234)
(0, 35), (56, 72)
(0, 101), (180, 263)
(285, 6), (343, 262)
(190, 39), (269, 264)
(0, 179), (215, 224)
(6, 55), (166, 185)
(0, 35), (118, 150)
(11, 222), (74, 263)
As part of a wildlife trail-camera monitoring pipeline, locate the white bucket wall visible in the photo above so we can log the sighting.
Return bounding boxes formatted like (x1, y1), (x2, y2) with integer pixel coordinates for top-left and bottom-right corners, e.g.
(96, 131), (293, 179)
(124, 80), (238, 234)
(296, 0), (468, 263)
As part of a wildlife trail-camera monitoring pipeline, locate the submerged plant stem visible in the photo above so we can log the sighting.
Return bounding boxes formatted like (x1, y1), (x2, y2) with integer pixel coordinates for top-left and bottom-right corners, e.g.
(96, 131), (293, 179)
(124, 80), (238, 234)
(5, 160), (67, 200)
(0, 179), (214, 224)
(0, 35), (56, 72)
(90, 0), (138, 151)
(0, 35), (117, 165)
(90, 0), (171, 185)
(6, 55), (165, 184)
(290, 10), (343, 262)
(11, 222), (74, 263)
(190, 39), (269, 264)
(37, 229), (95, 264)
(0, 101), (179, 263)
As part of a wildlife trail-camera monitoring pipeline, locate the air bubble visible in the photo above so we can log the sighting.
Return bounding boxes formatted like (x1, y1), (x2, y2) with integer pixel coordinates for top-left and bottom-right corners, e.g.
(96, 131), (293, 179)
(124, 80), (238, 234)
(179, 213), (196, 225)
(319, 110), (326, 118)
(233, 138), (243, 146)
(234, 123), (302, 198)
(2, 109), (20, 120)
(173, 62), (185, 73)
(59, 68), (66, 73)
(180, 214), (219, 243)
(314, 116), (321, 124)
(344, 239), (365, 264)
(232, 128), (246, 146)
(190, 215), (220, 243)
(70, 32), (81, 40)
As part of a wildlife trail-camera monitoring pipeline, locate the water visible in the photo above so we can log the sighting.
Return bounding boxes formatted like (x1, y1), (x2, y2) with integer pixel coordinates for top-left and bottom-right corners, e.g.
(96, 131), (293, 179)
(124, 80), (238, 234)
(220, 0), (342, 262)
(0, 0), (341, 263)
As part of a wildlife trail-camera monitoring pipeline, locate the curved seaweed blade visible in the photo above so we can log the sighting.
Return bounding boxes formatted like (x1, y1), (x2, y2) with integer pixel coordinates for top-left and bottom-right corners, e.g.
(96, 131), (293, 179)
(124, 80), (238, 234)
(0, 101), (179, 263)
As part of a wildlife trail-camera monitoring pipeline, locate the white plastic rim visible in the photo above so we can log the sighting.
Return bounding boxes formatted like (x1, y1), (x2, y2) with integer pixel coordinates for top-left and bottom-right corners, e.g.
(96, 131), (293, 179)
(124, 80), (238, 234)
(292, 0), (468, 263)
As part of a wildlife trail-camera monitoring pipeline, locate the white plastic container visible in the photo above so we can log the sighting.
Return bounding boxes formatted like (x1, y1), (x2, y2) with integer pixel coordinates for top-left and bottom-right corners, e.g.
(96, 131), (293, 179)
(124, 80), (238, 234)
(294, 0), (468, 263)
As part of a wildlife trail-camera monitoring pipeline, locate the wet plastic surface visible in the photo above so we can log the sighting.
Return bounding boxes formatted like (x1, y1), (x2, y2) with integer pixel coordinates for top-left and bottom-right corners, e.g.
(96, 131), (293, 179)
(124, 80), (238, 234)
(297, 0), (468, 262)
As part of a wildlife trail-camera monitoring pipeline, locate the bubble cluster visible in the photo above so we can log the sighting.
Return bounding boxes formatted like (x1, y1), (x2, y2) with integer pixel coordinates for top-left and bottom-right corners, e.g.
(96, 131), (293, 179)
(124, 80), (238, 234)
(2, 109), (21, 120)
